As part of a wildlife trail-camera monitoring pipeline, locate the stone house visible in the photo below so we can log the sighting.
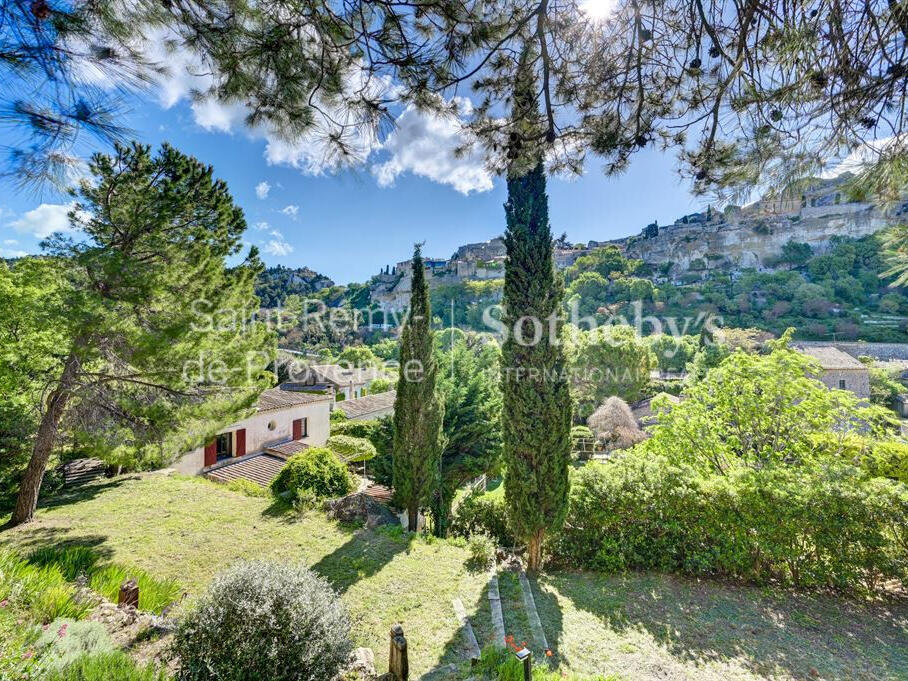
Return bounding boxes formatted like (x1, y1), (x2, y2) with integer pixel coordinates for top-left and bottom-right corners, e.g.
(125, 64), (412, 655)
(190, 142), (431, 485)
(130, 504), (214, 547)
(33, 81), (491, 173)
(797, 345), (871, 398)
(172, 386), (332, 478)
(300, 364), (384, 401)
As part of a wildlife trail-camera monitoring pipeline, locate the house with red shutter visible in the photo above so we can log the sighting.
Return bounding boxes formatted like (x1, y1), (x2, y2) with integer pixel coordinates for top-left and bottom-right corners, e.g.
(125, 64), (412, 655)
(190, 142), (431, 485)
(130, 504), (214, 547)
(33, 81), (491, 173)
(172, 386), (332, 482)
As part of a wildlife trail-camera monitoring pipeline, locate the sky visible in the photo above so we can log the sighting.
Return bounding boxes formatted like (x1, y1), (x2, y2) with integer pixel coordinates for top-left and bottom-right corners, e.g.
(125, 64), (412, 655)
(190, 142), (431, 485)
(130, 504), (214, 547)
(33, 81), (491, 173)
(0, 58), (704, 286)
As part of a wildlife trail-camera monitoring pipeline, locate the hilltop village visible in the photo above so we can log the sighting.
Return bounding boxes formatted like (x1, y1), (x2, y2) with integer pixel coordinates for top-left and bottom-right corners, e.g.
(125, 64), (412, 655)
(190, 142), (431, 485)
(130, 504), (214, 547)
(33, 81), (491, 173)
(368, 174), (904, 311)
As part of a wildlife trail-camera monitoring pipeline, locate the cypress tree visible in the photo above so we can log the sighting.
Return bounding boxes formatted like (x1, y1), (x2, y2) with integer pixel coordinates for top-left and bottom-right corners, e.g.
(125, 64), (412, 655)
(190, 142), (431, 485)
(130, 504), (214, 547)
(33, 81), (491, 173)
(393, 245), (445, 531)
(500, 62), (572, 572)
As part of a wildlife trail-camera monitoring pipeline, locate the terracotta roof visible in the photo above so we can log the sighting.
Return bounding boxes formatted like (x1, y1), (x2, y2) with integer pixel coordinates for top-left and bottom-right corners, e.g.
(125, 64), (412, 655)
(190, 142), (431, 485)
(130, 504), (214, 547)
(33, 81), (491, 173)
(797, 345), (866, 370)
(265, 440), (309, 459)
(206, 454), (286, 487)
(256, 387), (332, 412)
(335, 390), (396, 419)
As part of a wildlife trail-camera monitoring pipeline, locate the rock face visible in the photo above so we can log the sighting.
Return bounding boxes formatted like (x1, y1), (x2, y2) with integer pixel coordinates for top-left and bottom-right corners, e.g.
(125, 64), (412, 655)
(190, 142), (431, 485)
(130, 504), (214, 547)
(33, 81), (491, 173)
(619, 203), (893, 279)
(613, 175), (904, 280)
(325, 492), (399, 528)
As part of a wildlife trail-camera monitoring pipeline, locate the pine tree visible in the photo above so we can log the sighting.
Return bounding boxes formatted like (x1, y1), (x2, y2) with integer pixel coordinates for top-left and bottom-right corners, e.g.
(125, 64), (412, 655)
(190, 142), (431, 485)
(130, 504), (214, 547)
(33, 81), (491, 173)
(500, 60), (572, 571)
(5, 143), (273, 526)
(393, 245), (445, 532)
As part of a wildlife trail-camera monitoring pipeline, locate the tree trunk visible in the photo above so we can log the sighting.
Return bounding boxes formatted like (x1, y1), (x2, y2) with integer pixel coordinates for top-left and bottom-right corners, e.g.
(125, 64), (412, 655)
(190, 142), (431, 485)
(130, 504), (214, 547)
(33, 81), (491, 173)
(527, 529), (545, 573)
(9, 353), (78, 527)
(407, 506), (418, 533)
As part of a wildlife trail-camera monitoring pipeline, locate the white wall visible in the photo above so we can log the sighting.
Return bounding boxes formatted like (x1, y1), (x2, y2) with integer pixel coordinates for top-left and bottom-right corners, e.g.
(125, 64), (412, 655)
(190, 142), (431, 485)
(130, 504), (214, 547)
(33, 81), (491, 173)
(172, 399), (332, 475)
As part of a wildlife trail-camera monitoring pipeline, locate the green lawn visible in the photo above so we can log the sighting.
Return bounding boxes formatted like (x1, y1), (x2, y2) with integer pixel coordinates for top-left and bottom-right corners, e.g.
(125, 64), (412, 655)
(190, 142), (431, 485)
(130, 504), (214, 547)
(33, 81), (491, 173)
(2, 472), (907, 681)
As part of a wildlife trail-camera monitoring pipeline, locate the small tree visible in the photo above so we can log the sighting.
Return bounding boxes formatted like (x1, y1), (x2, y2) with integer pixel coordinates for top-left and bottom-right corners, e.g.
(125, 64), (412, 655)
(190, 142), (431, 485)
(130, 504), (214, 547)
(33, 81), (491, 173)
(641, 331), (892, 475)
(587, 397), (645, 451)
(393, 245), (445, 531)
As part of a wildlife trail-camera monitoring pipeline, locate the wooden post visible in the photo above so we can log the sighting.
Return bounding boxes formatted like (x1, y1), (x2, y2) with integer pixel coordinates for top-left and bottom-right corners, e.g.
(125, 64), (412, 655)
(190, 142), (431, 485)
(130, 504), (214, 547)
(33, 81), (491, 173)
(118, 579), (139, 609)
(388, 624), (408, 681)
(516, 648), (532, 681)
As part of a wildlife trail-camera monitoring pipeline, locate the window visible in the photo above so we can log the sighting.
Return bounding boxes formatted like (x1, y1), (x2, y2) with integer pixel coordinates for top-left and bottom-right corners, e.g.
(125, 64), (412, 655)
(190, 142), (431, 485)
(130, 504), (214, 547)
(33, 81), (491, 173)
(300, 417), (308, 437)
(216, 432), (232, 460)
(839, 379), (847, 389)
(267, 420), (276, 431)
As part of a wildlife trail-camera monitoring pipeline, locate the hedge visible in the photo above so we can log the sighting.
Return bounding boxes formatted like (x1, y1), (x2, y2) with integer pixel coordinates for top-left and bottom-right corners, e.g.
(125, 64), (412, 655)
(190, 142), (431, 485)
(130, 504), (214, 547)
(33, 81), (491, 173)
(549, 454), (908, 592)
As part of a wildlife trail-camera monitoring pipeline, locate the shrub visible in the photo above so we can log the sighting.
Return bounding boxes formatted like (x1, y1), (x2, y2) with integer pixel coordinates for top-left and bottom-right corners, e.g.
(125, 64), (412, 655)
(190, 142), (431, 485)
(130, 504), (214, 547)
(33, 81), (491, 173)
(292, 487), (320, 514)
(44, 652), (169, 681)
(172, 561), (352, 681)
(331, 416), (394, 486)
(467, 534), (496, 570)
(36, 619), (114, 671)
(570, 425), (593, 444)
(271, 447), (353, 499)
(550, 454), (908, 592)
(89, 565), (180, 615)
(326, 435), (377, 463)
(450, 493), (515, 547)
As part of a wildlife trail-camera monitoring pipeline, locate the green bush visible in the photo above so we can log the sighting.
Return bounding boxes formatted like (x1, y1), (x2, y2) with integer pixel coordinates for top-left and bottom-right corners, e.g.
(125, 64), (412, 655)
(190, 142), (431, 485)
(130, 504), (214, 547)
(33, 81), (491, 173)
(89, 565), (180, 615)
(44, 652), (169, 681)
(271, 447), (353, 499)
(550, 454), (908, 592)
(326, 435), (377, 463)
(473, 645), (618, 681)
(224, 478), (270, 497)
(36, 619), (114, 671)
(331, 417), (394, 486)
(467, 534), (496, 570)
(172, 561), (352, 681)
(450, 493), (515, 547)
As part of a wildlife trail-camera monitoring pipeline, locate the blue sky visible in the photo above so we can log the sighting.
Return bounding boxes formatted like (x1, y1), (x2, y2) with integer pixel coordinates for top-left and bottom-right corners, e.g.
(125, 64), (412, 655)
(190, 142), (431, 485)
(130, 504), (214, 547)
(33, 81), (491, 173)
(0, 86), (704, 285)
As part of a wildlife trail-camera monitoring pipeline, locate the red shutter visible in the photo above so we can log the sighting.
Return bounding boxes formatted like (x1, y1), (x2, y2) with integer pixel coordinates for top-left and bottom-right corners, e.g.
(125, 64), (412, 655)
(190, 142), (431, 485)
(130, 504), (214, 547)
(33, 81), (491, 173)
(292, 419), (302, 440)
(235, 429), (246, 457)
(203, 441), (216, 467)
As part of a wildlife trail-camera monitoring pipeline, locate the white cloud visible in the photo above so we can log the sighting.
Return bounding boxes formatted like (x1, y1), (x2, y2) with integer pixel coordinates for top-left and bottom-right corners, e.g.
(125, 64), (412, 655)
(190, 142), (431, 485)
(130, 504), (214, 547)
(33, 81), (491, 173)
(191, 98), (248, 133)
(3, 239), (18, 246)
(255, 181), (271, 199)
(262, 235), (294, 257)
(9, 203), (77, 238)
(281, 205), (299, 219)
(252, 221), (270, 231)
(371, 100), (493, 195)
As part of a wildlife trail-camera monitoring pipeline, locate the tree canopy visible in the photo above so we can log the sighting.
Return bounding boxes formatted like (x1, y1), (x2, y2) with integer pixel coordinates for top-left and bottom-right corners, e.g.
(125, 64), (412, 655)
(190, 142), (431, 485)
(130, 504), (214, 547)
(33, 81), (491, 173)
(5, 142), (274, 525)
(5, 0), (908, 195)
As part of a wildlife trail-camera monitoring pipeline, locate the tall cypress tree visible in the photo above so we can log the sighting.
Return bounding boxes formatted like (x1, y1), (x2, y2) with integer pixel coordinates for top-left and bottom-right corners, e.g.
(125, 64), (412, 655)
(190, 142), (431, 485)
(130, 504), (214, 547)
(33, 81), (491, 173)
(500, 62), (572, 572)
(393, 244), (445, 531)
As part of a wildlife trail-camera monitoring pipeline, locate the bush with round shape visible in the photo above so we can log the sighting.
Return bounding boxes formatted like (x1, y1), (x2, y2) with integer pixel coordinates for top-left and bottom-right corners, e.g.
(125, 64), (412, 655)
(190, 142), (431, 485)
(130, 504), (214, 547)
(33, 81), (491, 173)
(450, 493), (515, 547)
(271, 447), (353, 499)
(326, 435), (377, 463)
(173, 561), (352, 681)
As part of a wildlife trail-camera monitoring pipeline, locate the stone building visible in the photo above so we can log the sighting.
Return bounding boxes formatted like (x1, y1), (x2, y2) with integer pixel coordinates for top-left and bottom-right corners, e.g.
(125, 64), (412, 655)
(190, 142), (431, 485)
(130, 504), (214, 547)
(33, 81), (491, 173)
(796, 345), (871, 398)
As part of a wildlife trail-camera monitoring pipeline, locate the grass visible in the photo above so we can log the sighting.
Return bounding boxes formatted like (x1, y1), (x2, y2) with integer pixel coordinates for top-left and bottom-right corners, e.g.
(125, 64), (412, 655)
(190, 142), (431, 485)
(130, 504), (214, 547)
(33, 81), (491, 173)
(26, 545), (181, 615)
(2, 473), (907, 680)
(0, 549), (92, 622)
(529, 571), (908, 681)
(0, 473), (490, 676)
